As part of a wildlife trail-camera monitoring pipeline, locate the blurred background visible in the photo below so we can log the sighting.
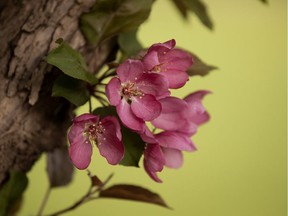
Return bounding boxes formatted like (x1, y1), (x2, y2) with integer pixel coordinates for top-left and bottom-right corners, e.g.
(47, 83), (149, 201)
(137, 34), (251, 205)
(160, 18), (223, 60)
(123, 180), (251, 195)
(20, 0), (286, 215)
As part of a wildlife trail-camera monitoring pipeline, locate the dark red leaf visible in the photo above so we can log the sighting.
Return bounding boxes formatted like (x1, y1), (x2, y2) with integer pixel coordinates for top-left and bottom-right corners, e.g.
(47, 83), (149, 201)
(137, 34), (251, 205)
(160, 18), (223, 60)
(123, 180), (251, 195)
(99, 184), (170, 208)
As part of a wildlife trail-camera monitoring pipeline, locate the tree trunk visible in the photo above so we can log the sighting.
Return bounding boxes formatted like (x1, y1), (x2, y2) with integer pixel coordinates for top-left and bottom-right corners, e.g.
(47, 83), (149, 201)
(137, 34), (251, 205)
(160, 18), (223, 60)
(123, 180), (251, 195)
(0, 0), (113, 184)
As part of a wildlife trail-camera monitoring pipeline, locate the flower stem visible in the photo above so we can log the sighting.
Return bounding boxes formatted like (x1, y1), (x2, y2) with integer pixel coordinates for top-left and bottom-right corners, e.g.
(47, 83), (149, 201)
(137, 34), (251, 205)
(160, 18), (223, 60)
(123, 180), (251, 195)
(92, 94), (109, 106)
(37, 186), (51, 216)
(98, 70), (116, 83)
(44, 191), (91, 216)
(44, 174), (114, 216)
(88, 98), (92, 113)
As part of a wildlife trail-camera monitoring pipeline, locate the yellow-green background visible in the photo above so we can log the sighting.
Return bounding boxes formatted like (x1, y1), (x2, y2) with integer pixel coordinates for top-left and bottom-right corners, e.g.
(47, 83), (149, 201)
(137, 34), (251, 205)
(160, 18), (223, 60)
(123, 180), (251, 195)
(21, 0), (287, 215)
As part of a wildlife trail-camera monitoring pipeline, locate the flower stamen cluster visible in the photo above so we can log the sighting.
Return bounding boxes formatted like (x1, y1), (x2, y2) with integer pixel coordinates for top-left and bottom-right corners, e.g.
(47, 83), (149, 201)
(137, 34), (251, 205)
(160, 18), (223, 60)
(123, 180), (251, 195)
(121, 81), (144, 101)
(84, 122), (106, 145)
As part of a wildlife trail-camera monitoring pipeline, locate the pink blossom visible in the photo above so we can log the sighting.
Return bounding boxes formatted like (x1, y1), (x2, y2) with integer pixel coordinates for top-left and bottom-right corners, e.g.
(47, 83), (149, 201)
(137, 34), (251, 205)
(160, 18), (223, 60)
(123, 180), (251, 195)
(151, 96), (198, 135)
(184, 90), (211, 126)
(106, 59), (170, 131)
(68, 113), (124, 170)
(142, 127), (196, 182)
(142, 39), (193, 89)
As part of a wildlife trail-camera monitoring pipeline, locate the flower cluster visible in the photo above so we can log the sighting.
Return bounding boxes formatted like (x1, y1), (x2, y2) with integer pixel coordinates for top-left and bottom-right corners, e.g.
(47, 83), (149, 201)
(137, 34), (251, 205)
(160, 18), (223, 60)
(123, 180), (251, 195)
(68, 39), (210, 182)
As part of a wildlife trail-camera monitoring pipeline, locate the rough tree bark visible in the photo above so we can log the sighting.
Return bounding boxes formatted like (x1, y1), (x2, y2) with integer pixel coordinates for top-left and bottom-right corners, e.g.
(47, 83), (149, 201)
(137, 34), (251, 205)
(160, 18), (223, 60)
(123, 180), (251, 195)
(0, 0), (115, 184)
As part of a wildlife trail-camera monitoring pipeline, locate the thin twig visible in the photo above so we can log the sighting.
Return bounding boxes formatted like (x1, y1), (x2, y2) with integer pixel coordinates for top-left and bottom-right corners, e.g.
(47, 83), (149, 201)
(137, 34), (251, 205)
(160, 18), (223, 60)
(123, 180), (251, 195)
(92, 94), (109, 107)
(45, 185), (92, 216)
(37, 186), (51, 216)
(88, 98), (92, 114)
(94, 90), (106, 95)
(98, 72), (116, 83)
(44, 174), (114, 216)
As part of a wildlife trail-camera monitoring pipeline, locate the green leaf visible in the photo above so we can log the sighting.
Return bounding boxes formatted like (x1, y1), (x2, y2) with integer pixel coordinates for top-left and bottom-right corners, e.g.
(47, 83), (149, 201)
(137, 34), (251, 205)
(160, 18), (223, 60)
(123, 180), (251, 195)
(0, 171), (28, 216)
(120, 126), (145, 167)
(47, 148), (74, 188)
(187, 52), (217, 76)
(46, 40), (98, 84)
(80, 0), (154, 45)
(93, 106), (145, 167)
(52, 74), (90, 106)
(99, 184), (170, 208)
(182, 0), (213, 30)
(118, 29), (143, 58)
(93, 106), (117, 117)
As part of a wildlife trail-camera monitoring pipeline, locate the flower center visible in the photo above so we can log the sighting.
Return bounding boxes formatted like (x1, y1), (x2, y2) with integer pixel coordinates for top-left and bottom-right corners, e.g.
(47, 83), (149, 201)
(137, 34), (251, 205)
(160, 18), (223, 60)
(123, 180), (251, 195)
(84, 122), (105, 144)
(121, 81), (144, 101)
(152, 65), (162, 72)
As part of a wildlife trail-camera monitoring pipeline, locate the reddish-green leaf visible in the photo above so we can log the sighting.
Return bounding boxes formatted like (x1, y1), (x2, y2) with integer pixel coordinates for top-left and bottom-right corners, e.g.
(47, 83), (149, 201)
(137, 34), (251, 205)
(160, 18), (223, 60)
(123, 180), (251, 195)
(188, 52), (217, 76)
(99, 184), (169, 208)
(91, 175), (103, 187)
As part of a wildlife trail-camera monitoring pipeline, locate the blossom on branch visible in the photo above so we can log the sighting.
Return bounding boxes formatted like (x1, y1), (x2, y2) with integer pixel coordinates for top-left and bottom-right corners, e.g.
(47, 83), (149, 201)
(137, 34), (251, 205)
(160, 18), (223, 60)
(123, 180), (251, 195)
(142, 39), (193, 89)
(140, 90), (210, 182)
(68, 114), (124, 170)
(106, 59), (170, 131)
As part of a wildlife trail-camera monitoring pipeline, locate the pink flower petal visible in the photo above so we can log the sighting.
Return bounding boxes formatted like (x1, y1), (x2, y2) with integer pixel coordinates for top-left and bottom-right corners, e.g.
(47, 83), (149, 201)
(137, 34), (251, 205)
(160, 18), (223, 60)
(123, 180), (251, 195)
(144, 144), (165, 172)
(142, 51), (160, 71)
(69, 139), (92, 170)
(143, 144), (165, 183)
(68, 123), (83, 145)
(102, 116), (122, 140)
(117, 59), (144, 82)
(144, 162), (162, 183)
(184, 90), (211, 125)
(162, 148), (183, 169)
(161, 48), (193, 72)
(140, 126), (157, 144)
(155, 131), (197, 152)
(161, 70), (189, 89)
(116, 99), (145, 132)
(136, 73), (170, 99)
(106, 77), (121, 106)
(97, 117), (124, 165)
(131, 94), (161, 121)
(148, 39), (176, 53)
(181, 120), (198, 136)
(73, 113), (99, 124)
(151, 97), (189, 131)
